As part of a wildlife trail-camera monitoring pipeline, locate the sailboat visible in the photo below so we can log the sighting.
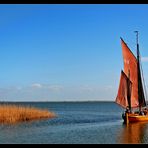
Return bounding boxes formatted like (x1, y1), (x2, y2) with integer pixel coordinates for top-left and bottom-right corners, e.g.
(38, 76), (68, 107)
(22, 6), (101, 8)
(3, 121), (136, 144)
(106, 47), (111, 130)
(116, 31), (148, 123)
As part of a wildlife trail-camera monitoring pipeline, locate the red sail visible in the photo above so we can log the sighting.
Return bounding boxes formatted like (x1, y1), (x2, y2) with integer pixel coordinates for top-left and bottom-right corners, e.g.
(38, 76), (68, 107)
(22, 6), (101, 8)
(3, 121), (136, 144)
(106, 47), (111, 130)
(116, 70), (132, 108)
(121, 38), (139, 108)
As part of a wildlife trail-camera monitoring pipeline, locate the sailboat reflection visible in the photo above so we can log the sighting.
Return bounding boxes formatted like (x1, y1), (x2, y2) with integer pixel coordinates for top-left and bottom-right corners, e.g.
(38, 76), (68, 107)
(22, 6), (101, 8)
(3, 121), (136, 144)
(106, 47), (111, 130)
(118, 122), (148, 144)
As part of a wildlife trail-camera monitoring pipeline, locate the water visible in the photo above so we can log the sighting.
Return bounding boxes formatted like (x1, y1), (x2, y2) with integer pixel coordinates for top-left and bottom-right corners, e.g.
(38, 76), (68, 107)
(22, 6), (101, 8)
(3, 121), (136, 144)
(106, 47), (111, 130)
(0, 101), (148, 144)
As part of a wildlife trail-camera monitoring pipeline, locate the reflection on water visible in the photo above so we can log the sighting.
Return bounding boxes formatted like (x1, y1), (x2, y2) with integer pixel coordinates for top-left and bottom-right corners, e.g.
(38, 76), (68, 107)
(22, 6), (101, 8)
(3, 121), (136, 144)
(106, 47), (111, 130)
(117, 122), (148, 144)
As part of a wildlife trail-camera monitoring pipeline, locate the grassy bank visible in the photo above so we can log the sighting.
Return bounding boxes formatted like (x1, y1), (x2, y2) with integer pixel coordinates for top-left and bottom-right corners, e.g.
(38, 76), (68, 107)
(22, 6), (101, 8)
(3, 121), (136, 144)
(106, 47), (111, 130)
(0, 105), (56, 124)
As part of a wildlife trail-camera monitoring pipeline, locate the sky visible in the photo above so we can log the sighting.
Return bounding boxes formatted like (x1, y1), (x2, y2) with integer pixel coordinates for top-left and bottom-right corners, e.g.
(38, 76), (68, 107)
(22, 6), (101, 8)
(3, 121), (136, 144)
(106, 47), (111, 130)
(0, 4), (148, 102)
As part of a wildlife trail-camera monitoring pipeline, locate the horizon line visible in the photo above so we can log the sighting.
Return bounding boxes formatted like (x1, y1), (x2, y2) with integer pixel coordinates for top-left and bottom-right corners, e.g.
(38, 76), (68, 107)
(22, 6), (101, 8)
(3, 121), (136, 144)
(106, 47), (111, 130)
(0, 100), (115, 103)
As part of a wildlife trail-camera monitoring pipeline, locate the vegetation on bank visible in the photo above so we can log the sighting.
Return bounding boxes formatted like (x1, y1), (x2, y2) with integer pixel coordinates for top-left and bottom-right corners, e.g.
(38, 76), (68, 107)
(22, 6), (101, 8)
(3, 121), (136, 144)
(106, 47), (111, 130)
(0, 105), (56, 124)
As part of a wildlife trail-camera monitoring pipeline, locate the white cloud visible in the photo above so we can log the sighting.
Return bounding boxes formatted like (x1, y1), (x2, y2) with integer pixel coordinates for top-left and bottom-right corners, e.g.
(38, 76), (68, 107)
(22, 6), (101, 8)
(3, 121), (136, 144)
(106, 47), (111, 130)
(31, 83), (42, 89)
(141, 57), (148, 62)
(30, 83), (63, 92)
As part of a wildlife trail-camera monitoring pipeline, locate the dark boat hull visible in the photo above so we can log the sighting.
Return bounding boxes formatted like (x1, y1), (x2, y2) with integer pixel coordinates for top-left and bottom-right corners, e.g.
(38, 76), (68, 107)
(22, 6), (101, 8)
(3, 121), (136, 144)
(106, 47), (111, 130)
(122, 113), (148, 123)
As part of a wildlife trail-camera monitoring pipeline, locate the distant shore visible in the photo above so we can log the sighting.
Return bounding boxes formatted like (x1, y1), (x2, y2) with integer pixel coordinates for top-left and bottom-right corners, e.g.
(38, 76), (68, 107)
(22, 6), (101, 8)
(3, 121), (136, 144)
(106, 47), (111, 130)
(0, 100), (115, 103)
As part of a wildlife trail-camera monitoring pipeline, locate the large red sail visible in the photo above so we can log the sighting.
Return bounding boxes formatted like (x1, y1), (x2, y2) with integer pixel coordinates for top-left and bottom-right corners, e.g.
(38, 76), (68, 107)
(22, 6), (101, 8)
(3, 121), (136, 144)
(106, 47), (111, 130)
(116, 70), (132, 108)
(121, 38), (139, 108)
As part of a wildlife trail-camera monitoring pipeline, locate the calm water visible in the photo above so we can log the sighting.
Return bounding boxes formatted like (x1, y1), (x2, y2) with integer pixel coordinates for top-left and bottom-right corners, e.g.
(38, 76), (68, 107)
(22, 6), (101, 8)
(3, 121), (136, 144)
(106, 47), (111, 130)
(0, 101), (148, 144)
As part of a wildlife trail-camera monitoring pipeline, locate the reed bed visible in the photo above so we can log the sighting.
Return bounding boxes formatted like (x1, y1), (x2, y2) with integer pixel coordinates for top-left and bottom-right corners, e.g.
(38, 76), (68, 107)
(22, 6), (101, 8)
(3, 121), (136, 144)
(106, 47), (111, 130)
(0, 104), (56, 124)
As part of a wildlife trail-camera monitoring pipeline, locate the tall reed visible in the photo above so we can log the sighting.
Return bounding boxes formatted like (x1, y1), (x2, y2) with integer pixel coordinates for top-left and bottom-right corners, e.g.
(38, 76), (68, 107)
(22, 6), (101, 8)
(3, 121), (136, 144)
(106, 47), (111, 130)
(0, 104), (56, 124)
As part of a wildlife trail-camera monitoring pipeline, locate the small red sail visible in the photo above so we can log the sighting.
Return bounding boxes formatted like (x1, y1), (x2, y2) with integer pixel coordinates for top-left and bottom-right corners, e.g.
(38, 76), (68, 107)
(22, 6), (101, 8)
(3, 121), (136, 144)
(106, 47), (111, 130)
(116, 70), (132, 108)
(121, 38), (139, 108)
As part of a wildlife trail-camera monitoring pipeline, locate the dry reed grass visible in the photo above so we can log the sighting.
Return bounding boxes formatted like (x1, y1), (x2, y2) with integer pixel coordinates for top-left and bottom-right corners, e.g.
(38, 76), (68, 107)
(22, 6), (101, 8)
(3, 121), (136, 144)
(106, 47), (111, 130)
(0, 104), (56, 124)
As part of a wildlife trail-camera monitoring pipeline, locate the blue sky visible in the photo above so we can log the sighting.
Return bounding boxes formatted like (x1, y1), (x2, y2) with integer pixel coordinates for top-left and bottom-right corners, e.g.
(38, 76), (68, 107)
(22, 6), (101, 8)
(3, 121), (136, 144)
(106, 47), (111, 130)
(0, 4), (148, 101)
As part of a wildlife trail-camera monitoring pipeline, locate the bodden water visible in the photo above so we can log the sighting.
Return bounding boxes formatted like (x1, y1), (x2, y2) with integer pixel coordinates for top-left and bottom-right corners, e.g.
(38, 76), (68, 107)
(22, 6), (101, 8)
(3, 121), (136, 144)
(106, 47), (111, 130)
(0, 101), (148, 144)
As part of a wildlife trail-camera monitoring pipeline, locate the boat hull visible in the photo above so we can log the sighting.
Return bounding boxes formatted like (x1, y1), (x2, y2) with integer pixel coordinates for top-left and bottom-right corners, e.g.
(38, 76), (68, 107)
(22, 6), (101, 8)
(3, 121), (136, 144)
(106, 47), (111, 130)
(123, 113), (148, 123)
(128, 114), (148, 122)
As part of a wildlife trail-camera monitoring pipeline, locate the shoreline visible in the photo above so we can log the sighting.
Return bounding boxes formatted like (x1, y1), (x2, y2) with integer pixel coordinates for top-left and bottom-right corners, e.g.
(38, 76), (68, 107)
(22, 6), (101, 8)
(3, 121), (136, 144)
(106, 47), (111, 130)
(0, 100), (115, 103)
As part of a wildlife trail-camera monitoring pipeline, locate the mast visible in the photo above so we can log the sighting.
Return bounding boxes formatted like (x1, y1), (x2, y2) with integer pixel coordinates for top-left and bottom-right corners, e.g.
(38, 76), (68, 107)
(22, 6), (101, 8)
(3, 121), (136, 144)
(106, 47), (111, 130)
(135, 31), (141, 111)
(134, 31), (146, 111)
(127, 69), (132, 112)
(135, 31), (139, 65)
